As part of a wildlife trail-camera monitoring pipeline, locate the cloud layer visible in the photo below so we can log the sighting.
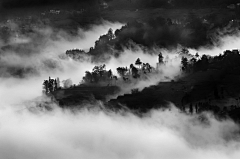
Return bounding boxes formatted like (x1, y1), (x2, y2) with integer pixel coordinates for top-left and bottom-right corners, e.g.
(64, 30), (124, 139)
(0, 105), (240, 159)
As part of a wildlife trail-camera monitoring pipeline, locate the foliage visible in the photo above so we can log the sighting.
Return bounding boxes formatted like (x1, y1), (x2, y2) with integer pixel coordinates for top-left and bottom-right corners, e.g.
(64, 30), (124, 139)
(135, 58), (142, 68)
(158, 52), (164, 63)
(66, 49), (87, 60)
(117, 67), (128, 77)
(181, 49), (240, 73)
(82, 64), (113, 84)
(42, 77), (60, 94)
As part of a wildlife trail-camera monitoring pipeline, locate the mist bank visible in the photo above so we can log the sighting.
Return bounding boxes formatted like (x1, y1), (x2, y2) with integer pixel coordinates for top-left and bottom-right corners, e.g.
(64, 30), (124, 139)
(0, 103), (240, 159)
(0, 20), (123, 78)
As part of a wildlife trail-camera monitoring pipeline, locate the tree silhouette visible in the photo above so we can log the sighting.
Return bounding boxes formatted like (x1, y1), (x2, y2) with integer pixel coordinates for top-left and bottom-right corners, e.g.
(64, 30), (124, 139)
(83, 71), (93, 83)
(190, 57), (197, 64)
(107, 28), (114, 40)
(181, 57), (188, 72)
(82, 64), (115, 84)
(48, 77), (55, 93)
(108, 69), (113, 85)
(130, 64), (140, 78)
(158, 52), (164, 63)
(54, 79), (58, 90)
(146, 63), (152, 72)
(142, 63), (152, 73)
(43, 80), (49, 94)
(135, 58), (142, 68)
(195, 52), (199, 59)
(117, 67), (128, 77)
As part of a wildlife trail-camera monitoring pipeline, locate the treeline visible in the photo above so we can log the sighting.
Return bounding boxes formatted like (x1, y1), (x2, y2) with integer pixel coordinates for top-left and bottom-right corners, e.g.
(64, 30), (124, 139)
(180, 49), (240, 74)
(65, 13), (237, 62)
(48, 54), (158, 93)
(88, 17), (202, 60)
(43, 77), (60, 94)
(82, 57), (155, 85)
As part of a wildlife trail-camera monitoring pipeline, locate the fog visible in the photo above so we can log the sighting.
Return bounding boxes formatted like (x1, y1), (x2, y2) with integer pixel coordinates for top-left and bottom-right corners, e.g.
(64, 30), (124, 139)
(1, 20), (240, 159)
(0, 104), (240, 159)
(0, 20), (123, 106)
(189, 28), (240, 56)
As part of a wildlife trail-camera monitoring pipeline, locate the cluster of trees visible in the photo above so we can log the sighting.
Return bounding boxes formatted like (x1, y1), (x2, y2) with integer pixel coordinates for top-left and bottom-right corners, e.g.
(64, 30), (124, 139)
(181, 49), (240, 74)
(43, 77), (60, 94)
(181, 51), (209, 73)
(82, 64), (117, 84)
(84, 14), (220, 62)
(43, 55), (157, 93)
(66, 49), (87, 60)
(93, 28), (115, 49)
(82, 56), (155, 85)
(116, 58), (154, 80)
(60, 9), (240, 64)
(88, 28), (116, 59)
(62, 28), (116, 62)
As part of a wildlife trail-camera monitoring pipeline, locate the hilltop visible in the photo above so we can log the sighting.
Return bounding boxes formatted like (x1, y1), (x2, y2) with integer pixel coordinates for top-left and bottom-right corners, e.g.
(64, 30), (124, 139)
(46, 49), (240, 122)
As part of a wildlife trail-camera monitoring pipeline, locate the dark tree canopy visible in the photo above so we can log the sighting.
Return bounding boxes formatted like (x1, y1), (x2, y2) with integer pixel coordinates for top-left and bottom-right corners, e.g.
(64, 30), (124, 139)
(135, 58), (142, 68)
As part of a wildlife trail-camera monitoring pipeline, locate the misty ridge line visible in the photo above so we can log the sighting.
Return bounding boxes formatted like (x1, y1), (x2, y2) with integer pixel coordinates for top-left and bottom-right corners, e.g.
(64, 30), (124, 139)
(1, 18), (240, 105)
(0, 13), (239, 76)
(0, 15), (239, 77)
(0, 19), (238, 107)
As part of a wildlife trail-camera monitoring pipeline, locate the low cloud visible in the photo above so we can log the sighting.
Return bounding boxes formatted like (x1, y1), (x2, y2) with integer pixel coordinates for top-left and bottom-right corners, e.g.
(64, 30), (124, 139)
(0, 104), (239, 159)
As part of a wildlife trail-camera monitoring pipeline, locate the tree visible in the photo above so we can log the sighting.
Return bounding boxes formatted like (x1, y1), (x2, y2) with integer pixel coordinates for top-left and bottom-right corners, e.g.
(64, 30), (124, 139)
(190, 57), (197, 64)
(130, 64), (139, 78)
(108, 69), (112, 78)
(54, 79), (58, 91)
(201, 54), (209, 63)
(158, 52), (164, 63)
(146, 63), (152, 72)
(92, 72), (99, 83)
(92, 64), (106, 77)
(43, 80), (49, 94)
(66, 49), (86, 60)
(108, 69), (113, 85)
(181, 57), (189, 72)
(135, 58), (142, 68)
(195, 52), (199, 59)
(83, 64), (114, 84)
(117, 67), (128, 77)
(48, 77), (54, 93)
(189, 103), (193, 114)
(107, 28), (114, 40)
(83, 71), (93, 83)
(114, 29), (121, 37)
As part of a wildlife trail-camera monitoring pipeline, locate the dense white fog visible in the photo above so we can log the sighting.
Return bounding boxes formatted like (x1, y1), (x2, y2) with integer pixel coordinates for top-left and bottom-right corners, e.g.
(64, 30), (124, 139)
(0, 104), (240, 159)
(1, 21), (240, 159)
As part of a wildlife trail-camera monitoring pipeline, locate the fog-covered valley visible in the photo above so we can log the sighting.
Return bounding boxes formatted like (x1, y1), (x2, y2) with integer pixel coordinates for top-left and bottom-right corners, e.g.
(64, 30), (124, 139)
(2, 1), (240, 158)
